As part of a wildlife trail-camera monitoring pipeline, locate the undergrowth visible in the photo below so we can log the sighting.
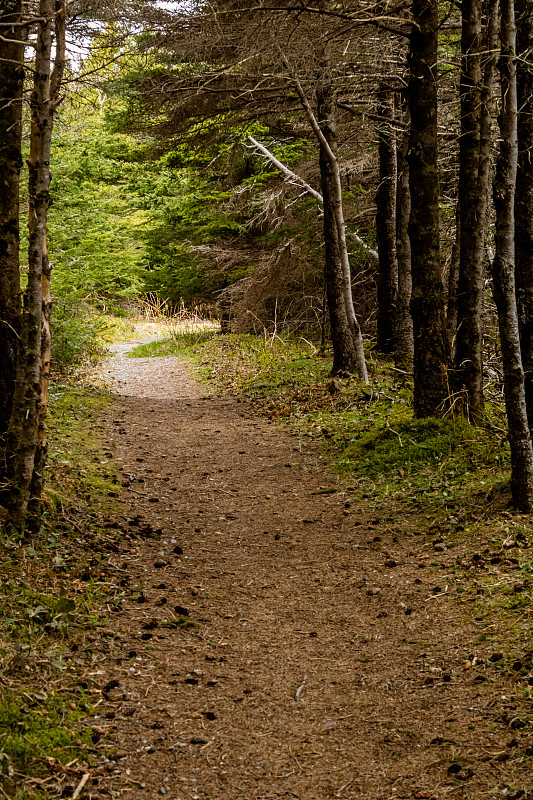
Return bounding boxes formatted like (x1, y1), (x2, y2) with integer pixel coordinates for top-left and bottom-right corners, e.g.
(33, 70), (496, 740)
(0, 384), (123, 797)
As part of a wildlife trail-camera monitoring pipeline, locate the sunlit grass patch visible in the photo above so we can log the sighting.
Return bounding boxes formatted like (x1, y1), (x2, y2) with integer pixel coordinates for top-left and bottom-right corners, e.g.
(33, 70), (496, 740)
(127, 337), (181, 357)
(193, 333), (331, 393)
(46, 384), (118, 513)
(127, 319), (220, 356)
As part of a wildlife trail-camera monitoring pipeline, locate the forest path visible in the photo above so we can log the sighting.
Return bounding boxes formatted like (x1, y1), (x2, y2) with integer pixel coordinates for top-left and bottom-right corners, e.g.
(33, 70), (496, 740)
(94, 344), (530, 800)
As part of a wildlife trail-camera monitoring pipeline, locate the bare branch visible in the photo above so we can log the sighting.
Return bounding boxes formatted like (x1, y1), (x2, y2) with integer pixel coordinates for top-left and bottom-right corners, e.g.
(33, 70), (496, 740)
(247, 135), (323, 202)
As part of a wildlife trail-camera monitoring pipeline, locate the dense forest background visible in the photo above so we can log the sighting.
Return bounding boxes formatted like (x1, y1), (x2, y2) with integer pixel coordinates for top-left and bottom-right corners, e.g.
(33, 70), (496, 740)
(2, 0), (533, 532)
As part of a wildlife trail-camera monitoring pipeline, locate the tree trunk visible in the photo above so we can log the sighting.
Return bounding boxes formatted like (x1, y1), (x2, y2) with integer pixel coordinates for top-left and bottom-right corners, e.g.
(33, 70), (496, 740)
(454, 0), (486, 420)
(515, 0), (533, 426)
(407, 0), (448, 417)
(4, 0), (64, 536)
(376, 86), (398, 354)
(280, 47), (369, 382)
(0, 0), (23, 450)
(26, 248), (52, 533)
(446, 205), (460, 363)
(492, 0), (533, 511)
(315, 83), (368, 381)
(316, 84), (364, 377)
(394, 94), (413, 371)
(454, 0), (499, 422)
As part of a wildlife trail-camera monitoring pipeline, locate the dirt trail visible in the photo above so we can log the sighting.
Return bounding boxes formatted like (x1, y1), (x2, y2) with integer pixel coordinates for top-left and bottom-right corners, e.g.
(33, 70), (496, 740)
(93, 347), (532, 800)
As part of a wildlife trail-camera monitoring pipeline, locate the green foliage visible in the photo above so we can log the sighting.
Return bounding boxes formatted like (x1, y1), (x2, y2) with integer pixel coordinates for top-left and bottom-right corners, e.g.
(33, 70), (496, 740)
(0, 585), (76, 638)
(46, 74), (327, 317)
(51, 301), (109, 374)
(48, 117), (149, 301)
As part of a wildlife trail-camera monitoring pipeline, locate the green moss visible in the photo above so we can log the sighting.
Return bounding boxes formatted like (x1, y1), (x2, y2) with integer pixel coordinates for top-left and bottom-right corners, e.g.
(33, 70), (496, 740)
(0, 687), (93, 776)
(339, 416), (475, 478)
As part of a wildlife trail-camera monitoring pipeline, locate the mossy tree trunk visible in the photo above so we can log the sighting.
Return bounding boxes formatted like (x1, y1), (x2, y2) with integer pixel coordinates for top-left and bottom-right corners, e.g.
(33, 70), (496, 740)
(407, 0), (448, 417)
(376, 86), (398, 355)
(0, 0), (24, 459)
(515, 0), (533, 427)
(492, 0), (533, 511)
(4, 0), (65, 536)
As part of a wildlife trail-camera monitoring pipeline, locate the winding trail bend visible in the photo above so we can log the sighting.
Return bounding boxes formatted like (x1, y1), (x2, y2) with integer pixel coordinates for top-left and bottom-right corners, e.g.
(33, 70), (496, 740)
(93, 344), (531, 800)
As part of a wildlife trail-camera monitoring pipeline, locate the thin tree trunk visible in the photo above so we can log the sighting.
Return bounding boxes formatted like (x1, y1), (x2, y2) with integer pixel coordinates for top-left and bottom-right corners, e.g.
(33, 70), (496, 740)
(394, 93), (413, 371)
(407, 0), (448, 417)
(446, 205), (460, 363)
(278, 47), (368, 382)
(454, 0), (498, 422)
(454, 0), (486, 420)
(26, 247), (52, 532)
(0, 0), (23, 452)
(313, 80), (368, 382)
(492, 0), (533, 511)
(375, 86), (398, 354)
(515, 0), (533, 425)
(316, 83), (364, 377)
(4, 0), (64, 535)
(26, 1), (65, 531)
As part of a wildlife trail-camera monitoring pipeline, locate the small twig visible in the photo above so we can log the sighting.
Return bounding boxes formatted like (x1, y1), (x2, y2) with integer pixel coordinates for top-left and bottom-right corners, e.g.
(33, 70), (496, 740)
(294, 675), (307, 702)
(72, 772), (90, 800)
(336, 777), (354, 797)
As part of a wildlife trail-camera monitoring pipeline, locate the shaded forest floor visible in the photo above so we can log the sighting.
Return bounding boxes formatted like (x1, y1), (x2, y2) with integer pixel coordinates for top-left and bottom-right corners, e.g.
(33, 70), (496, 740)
(2, 328), (533, 799)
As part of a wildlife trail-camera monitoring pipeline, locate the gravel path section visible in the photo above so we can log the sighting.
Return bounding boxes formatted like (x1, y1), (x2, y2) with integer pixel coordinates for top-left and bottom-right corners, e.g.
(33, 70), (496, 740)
(92, 345), (533, 800)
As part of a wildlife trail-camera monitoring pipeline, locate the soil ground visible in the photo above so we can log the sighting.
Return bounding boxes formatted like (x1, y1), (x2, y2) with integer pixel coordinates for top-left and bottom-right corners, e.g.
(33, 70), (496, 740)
(91, 343), (533, 800)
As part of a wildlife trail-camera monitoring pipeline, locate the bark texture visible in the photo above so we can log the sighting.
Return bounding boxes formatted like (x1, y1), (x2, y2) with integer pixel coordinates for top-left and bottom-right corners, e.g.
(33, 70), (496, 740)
(0, 0), (23, 447)
(455, 0), (485, 418)
(376, 87), (398, 354)
(454, 0), (498, 421)
(394, 97), (413, 371)
(407, 0), (448, 417)
(446, 208), (460, 363)
(515, 0), (533, 426)
(26, 250), (52, 533)
(493, 0), (533, 511)
(4, 0), (65, 535)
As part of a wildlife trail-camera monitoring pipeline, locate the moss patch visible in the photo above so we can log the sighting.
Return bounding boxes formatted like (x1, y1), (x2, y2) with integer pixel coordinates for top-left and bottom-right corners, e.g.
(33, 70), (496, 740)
(339, 416), (476, 478)
(0, 687), (94, 778)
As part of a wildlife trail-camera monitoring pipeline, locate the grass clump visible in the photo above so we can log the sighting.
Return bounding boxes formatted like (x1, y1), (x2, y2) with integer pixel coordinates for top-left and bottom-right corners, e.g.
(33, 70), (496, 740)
(51, 301), (109, 375)
(127, 324), (219, 358)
